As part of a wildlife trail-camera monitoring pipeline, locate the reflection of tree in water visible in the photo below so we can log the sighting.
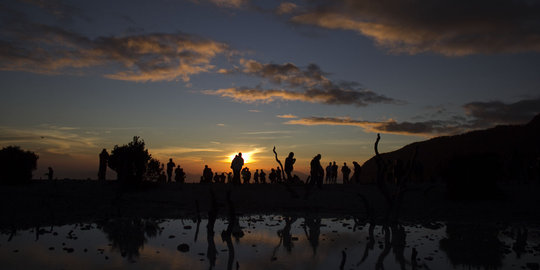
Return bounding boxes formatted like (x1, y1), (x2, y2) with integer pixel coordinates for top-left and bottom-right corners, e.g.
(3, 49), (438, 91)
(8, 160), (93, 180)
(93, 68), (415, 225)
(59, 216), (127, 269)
(99, 218), (161, 261)
(303, 216), (321, 255)
(440, 223), (505, 269)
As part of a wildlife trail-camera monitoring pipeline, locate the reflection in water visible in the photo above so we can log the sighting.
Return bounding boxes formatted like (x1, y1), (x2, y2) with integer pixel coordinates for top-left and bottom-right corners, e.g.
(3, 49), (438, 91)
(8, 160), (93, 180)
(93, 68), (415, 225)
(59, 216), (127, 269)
(279, 216), (297, 253)
(391, 224), (407, 270)
(440, 222), (505, 269)
(98, 218), (161, 261)
(1, 216), (539, 270)
(303, 216), (321, 255)
(207, 189), (218, 268)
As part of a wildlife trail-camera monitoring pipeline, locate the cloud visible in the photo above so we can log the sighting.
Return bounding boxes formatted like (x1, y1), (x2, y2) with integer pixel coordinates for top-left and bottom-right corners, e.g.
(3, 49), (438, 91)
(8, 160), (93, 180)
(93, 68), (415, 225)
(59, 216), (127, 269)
(285, 117), (465, 136)
(238, 59), (329, 87)
(463, 97), (540, 125)
(285, 97), (540, 137)
(191, 0), (249, 9)
(0, 125), (101, 155)
(205, 59), (398, 106)
(203, 86), (396, 106)
(276, 2), (298, 15)
(276, 114), (298, 119)
(0, 19), (229, 82)
(149, 146), (223, 156)
(289, 0), (540, 56)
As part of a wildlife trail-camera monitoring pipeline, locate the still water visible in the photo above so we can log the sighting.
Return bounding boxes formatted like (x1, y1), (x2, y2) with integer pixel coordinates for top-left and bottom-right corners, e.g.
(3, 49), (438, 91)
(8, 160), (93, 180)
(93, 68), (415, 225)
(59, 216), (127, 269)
(1, 215), (539, 270)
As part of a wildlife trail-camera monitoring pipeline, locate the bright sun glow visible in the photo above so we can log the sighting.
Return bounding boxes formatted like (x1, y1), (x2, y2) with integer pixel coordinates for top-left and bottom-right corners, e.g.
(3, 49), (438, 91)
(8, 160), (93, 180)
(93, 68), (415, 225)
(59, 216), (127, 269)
(228, 152), (251, 163)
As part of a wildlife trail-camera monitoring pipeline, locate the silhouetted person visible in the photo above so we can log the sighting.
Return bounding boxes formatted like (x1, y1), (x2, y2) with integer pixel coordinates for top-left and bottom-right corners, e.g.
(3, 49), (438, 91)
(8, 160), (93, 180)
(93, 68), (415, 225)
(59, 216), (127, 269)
(351, 161), (362, 183)
(310, 154), (324, 188)
(220, 173), (226, 183)
(241, 168), (250, 184)
(46, 166), (54, 181)
(331, 161), (338, 183)
(213, 172), (220, 183)
(254, 169), (259, 184)
(325, 162), (332, 184)
(341, 162), (351, 184)
(174, 165), (185, 183)
(166, 158), (175, 183)
(269, 168), (277, 183)
(227, 172), (232, 183)
(285, 152), (296, 181)
(203, 165), (213, 183)
(260, 169), (266, 183)
(230, 152), (244, 185)
(98, 148), (109, 181)
(276, 167), (282, 182)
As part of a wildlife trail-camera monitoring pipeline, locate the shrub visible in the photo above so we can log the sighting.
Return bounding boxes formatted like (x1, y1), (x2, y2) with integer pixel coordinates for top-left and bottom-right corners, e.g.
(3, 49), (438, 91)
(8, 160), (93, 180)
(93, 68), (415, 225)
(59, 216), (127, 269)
(0, 146), (39, 184)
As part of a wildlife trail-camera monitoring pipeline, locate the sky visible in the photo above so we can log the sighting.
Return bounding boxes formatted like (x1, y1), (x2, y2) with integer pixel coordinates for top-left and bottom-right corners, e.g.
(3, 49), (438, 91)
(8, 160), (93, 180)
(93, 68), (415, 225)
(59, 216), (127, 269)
(1, 0), (540, 180)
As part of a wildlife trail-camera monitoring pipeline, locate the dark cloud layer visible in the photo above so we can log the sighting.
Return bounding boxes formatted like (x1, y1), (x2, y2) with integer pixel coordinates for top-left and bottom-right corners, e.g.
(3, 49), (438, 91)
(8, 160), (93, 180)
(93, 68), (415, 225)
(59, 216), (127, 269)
(238, 59), (329, 87)
(210, 59), (398, 106)
(285, 117), (465, 136)
(464, 97), (540, 125)
(286, 97), (540, 136)
(290, 0), (540, 56)
(204, 85), (396, 106)
(0, 16), (229, 81)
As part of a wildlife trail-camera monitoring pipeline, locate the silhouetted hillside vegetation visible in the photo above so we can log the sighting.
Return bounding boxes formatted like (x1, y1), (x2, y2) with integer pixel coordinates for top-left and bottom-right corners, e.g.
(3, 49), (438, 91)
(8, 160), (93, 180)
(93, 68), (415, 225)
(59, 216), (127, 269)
(360, 114), (540, 188)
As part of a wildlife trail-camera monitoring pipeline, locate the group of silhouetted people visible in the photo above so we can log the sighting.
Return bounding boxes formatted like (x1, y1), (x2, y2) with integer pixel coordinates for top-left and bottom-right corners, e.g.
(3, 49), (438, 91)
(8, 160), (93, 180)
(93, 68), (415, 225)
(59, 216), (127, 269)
(197, 152), (364, 187)
(97, 147), (363, 185)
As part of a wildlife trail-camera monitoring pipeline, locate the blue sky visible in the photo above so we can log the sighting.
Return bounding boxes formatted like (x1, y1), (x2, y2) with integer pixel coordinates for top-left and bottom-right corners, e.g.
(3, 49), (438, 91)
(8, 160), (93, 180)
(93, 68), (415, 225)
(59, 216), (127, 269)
(1, 0), (540, 180)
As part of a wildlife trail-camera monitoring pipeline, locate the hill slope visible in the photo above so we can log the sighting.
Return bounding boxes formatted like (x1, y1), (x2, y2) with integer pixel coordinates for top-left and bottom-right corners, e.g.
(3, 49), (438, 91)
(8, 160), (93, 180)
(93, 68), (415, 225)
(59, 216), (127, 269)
(359, 114), (540, 183)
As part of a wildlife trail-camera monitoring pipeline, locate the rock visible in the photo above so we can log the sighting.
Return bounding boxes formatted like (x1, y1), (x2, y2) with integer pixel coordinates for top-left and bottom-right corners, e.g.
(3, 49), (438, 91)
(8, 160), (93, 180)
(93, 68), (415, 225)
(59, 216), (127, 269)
(177, 243), (190, 252)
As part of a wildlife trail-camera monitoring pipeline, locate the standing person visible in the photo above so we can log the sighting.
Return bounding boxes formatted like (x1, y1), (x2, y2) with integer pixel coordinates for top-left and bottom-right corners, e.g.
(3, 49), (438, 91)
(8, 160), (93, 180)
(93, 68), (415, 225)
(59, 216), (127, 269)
(269, 168), (277, 184)
(325, 162), (332, 184)
(46, 166), (54, 181)
(220, 173), (226, 183)
(276, 167), (282, 182)
(341, 163), (351, 184)
(174, 165), (185, 183)
(242, 168), (251, 184)
(351, 161), (362, 183)
(230, 152), (244, 185)
(332, 162), (338, 184)
(254, 169), (259, 184)
(284, 152), (296, 181)
(260, 169), (266, 184)
(228, 172), (233, 183)
(166, 158), (175, 183)
(98, 149), (109, 181)
(310, 154), (324, 188)
(203, 165), (213, 183)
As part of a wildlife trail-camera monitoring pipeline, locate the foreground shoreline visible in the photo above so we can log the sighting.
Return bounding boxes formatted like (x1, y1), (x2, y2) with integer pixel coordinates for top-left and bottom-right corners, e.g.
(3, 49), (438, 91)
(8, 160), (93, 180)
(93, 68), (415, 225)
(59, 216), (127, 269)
(1, 181), (539, 229)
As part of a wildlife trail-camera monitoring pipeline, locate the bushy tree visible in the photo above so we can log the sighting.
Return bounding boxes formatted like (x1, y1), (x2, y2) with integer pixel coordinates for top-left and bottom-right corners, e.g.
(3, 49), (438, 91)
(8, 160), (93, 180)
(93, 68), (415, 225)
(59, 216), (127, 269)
(0, 146), (39, 184)
(108, 137), (151, 183)
(145, 158), (163, 181)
